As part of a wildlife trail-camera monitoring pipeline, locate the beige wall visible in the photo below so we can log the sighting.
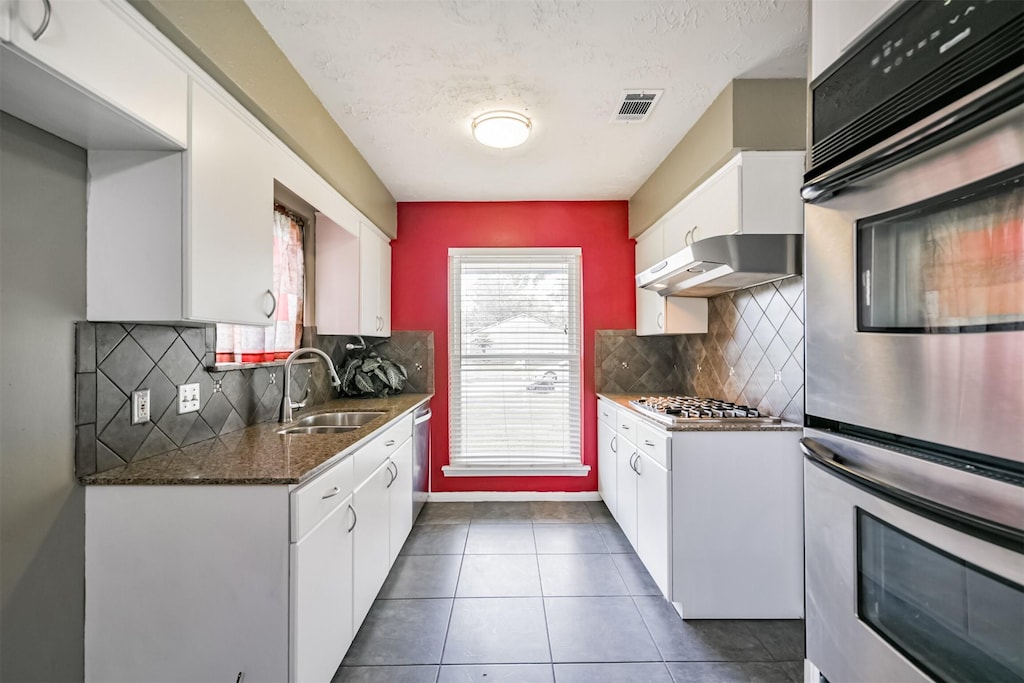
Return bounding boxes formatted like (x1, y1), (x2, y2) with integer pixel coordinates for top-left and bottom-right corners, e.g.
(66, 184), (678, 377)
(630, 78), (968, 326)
(1, 113), (87, 682)
(629, 79), (807, 238)
(129, 0), (398, 238)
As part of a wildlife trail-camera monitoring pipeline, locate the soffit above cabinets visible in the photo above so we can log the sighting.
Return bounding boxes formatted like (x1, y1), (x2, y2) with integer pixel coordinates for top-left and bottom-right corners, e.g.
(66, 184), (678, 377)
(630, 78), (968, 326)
(244, 0), (808, 202)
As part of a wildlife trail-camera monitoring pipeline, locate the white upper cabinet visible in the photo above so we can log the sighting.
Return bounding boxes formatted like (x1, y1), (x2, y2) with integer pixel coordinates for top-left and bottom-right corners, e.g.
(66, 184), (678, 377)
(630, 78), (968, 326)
(0, 0), (187, 149)
(187, 81), (274, 325)
(635, 223), (708, 336)
(810, 0), (902, 80)
(87, 80), (274, 325)
(661, 151), (805, 256)
(316, 216), (392, 337)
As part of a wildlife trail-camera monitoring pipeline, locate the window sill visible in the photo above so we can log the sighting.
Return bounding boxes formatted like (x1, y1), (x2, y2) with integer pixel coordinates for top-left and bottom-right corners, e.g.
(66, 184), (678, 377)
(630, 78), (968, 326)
(442, 465), (591, 478)
(207, 357), (320, 372)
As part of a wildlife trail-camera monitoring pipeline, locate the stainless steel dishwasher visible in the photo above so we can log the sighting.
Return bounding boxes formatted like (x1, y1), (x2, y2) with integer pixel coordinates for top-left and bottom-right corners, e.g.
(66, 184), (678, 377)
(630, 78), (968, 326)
(412, 403), (431, 521)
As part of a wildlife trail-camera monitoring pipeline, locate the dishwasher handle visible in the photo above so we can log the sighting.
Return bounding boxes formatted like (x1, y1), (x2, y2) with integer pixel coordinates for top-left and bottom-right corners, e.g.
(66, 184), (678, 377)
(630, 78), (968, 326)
(414, 408), (432, 425)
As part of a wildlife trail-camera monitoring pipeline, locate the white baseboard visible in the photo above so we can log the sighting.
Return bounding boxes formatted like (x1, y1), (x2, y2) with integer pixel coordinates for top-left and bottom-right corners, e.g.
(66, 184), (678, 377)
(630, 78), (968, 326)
(426, 490), (602, 502)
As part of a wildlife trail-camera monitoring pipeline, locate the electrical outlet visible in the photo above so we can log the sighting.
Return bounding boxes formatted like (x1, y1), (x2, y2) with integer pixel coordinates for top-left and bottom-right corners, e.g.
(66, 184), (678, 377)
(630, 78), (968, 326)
(131, 389), (151, 425)
(177, 382), (201, 414)
(774, 371), (783, 383)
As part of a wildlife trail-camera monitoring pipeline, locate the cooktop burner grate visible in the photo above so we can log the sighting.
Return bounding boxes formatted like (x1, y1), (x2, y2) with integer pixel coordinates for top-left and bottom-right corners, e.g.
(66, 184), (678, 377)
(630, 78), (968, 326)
(628, 395), (782, 425)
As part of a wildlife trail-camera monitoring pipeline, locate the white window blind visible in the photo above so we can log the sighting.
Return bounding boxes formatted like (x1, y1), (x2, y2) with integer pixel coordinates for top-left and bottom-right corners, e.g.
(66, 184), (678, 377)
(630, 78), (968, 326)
(446, 248), (586, 476)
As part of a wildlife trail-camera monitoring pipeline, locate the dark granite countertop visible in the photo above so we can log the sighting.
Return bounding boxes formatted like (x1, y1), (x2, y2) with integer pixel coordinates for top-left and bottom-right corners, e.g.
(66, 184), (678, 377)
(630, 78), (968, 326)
(80, 394), (432, 486)
(597, 393), (802, 432)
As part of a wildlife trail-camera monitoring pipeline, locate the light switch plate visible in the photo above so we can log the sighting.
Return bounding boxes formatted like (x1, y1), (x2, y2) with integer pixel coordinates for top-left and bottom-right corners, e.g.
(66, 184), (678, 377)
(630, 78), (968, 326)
(177, 382), (200, 414)
(131, 389), (151, 424)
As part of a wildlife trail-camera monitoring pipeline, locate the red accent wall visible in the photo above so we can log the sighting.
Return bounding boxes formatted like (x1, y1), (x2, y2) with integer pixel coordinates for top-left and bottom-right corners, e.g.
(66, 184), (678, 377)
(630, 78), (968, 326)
(392, 201), (635, 492)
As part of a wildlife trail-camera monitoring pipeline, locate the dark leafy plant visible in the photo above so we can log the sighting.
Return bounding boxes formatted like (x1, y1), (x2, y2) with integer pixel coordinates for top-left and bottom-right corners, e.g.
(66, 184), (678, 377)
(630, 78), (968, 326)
(340, 352), (408, 397)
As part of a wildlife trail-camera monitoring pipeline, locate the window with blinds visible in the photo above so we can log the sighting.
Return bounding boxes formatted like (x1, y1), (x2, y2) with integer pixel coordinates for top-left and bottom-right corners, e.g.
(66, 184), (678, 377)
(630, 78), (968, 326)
(445, 248), (587, 476)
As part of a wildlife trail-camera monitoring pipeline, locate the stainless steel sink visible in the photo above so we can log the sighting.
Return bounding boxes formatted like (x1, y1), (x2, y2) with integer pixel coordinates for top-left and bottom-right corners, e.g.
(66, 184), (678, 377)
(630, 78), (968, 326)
(277, 411), (386, 435)
(278, 425), (360, 436)
(294, 412), (385, 428)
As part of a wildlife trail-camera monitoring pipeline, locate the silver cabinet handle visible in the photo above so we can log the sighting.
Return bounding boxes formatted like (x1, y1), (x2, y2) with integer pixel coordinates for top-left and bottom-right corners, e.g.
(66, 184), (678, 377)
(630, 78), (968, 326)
(630, 453), (640, 474)
(644, 439), (655, 447)
(691, 226), (699, 242)
(385, 460), (397, 488)
(610, 436), (617, 454)
(385, 439), (395, 447)
(620, 424), (630, 431)
(265, 289), (277, 318)
(347, 504), (357, 533)
(31, 0), (52, 40)
(635, 454), (643, 475)
(321, 485), (340, 499)
(656, 312), (663, 330)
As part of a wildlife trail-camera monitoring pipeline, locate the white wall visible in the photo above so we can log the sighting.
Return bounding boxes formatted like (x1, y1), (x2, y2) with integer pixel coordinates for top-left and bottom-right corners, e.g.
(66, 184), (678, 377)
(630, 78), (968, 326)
(1, 113), (87, 682)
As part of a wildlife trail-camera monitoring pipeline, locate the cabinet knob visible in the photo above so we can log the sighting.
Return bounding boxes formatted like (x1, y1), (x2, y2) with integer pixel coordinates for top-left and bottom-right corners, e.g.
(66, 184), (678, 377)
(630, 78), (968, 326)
(31, 0), (52, 40)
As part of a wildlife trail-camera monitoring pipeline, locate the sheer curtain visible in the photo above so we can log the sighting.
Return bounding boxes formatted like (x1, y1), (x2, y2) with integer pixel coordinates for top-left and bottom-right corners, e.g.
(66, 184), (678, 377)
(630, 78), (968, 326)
(215, 206), (304, 363)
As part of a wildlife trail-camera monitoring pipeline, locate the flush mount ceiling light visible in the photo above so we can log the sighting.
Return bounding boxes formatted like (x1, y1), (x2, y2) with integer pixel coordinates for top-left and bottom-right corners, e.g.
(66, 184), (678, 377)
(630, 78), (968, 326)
(471, 110), (531, 149)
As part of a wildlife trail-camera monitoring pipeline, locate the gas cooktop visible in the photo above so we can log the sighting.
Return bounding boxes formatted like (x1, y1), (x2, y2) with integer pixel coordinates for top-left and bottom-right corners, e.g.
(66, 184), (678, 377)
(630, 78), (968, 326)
(628, 395), (782, 426)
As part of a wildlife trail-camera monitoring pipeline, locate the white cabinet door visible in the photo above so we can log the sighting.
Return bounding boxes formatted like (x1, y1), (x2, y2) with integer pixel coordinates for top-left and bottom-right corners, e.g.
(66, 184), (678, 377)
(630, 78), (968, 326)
(388, 439), (414, 564)
(352, 459), (392, 628)
(615, 436), (639, 550)
(635, 223), (664, 272)
(635, 451), (671, 597)
(597, 420), (618, 518)
(636, 289), (708, 337)
(684, 165), (741, 243)
(358, 224), (391, 336)
(187, 81), (274, 325)
(2, 0), (187, 147)
(290, 496), (353, 683)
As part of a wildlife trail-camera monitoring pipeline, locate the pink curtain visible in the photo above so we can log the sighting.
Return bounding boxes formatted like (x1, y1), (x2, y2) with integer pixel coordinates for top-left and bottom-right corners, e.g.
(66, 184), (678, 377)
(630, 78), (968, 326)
(215, 207), (304, 363)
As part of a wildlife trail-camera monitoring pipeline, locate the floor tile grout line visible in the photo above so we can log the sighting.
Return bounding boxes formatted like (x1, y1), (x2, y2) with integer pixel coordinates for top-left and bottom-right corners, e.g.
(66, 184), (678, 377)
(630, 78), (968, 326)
(533, 525), (557, 670)
(630, 594), (671, 666)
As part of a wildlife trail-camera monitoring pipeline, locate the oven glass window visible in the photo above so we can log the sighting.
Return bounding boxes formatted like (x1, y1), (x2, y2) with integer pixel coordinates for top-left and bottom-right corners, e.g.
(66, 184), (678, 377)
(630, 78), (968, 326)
(858, 171), (1023, 333)
(857, 511), (1024, 683)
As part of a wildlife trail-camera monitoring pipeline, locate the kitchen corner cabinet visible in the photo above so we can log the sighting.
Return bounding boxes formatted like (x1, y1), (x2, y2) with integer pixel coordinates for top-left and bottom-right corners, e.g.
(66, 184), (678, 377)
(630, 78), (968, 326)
(0, 0), (187, 149)
(85, 413), (416, 682)
(635, 224), (708, 336)
(316, 215), (392, 337)
(660, 151), (805, 256)
(87, 80), (274, 325)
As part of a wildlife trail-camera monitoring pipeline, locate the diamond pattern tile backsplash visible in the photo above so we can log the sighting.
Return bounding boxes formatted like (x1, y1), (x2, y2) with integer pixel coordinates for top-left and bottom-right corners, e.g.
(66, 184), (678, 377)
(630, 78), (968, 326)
(597, 276), (804, 424)
(75, 324), (434, 477)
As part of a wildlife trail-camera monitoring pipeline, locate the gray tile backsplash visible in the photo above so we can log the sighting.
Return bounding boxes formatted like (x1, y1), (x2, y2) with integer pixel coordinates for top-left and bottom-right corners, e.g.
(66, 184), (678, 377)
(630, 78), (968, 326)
(597, 276), (804, 424)
(75, 323), (434, 477)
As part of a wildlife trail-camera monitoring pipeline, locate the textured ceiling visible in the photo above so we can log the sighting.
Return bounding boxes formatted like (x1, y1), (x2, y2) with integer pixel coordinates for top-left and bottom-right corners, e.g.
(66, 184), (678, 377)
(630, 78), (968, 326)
(245, 0), (808, 202)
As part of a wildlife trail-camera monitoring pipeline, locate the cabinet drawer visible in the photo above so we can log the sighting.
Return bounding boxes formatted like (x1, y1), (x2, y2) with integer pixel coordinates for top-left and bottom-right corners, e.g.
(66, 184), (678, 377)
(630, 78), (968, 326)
(598, 400), (617, 427)
(354, 414), (413, 484)
(291, 456), (354, 542)
(637, 421), (671, 470)
(617, 410), (638, 444)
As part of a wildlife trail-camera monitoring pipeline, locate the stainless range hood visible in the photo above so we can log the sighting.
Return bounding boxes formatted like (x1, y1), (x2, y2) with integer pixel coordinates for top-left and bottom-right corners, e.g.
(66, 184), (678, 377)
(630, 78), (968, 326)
(636, 234), (802, 297)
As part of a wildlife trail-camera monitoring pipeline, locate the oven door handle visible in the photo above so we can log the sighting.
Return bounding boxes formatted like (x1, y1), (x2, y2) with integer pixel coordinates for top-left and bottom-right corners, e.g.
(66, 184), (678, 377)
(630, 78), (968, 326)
(800, 437), (1023, 551)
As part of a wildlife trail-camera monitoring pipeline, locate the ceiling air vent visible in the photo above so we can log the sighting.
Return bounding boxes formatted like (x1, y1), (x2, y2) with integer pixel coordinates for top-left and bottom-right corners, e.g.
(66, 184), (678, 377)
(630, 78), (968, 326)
(611, 90), (663, 123)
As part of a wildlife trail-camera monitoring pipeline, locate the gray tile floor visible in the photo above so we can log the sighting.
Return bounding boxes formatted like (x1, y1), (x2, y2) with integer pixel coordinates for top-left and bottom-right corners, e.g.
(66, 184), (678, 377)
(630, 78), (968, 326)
(333, 501), (805, 683)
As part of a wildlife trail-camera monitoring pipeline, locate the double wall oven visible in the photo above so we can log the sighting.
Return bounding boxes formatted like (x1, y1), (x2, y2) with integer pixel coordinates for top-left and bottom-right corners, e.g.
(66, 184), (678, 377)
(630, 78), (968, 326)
(802, 1), (1023, 682)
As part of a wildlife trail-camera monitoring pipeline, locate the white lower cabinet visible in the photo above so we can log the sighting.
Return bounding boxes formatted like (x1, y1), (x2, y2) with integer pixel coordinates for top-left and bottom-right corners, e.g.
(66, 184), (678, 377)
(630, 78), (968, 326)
(352, 458), (394, 628)
(597, 399), (803, 617)
(388, 439), (414, 564)
(84, 410), (420, 682)
(597, 417), (618, 517)
(635, 422), (671, 597)
(291, 495), (354, 683)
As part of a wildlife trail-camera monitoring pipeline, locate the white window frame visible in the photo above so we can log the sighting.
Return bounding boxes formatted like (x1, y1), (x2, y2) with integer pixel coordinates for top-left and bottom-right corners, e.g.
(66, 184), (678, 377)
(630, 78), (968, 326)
(444, 247), (589, 477)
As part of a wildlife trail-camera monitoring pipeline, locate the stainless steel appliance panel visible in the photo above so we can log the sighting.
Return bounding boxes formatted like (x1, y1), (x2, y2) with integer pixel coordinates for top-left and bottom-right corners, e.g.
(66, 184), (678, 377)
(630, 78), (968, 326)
(412, 404), (431, 521)
(804, 103), (1024, 463)
(803, 428), (1024, 683)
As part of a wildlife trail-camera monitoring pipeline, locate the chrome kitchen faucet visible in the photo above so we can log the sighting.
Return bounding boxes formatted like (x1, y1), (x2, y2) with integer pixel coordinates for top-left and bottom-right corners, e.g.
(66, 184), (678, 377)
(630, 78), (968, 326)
(280, 347), (342, 422)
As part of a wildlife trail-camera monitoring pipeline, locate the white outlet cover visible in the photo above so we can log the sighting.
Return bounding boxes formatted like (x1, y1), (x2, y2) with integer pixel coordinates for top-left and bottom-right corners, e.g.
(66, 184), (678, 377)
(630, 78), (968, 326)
(177, 382), (201, 415)
(131, 389), (151, 425)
